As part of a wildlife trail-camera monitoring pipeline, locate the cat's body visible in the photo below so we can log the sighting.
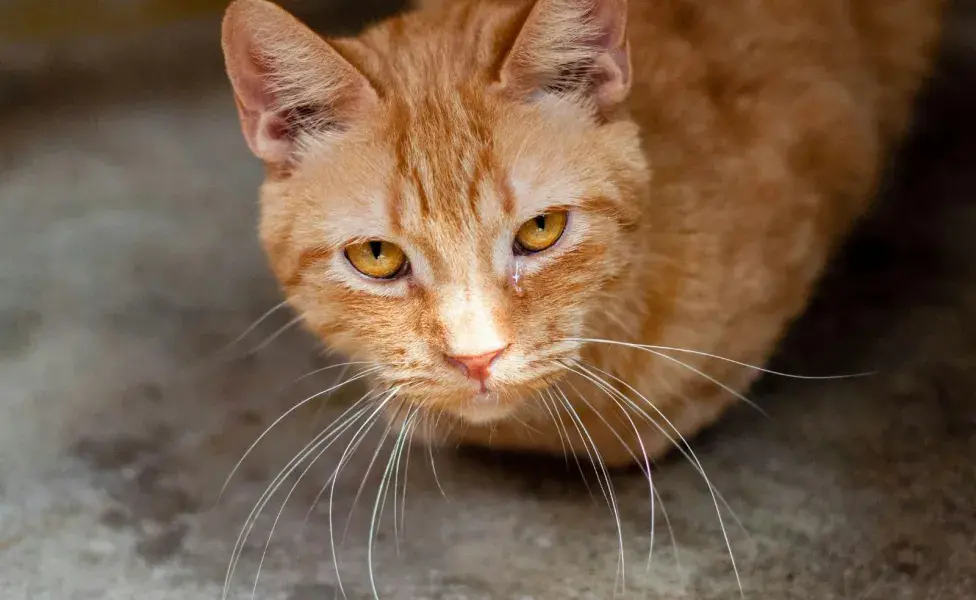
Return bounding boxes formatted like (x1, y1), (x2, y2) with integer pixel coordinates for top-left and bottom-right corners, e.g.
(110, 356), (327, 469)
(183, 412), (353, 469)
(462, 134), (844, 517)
(221, 0), (943, 466)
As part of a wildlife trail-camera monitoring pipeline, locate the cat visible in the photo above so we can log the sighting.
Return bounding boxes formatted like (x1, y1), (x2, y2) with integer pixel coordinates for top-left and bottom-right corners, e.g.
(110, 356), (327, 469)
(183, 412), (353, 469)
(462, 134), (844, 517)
(220, 0), (944, 468)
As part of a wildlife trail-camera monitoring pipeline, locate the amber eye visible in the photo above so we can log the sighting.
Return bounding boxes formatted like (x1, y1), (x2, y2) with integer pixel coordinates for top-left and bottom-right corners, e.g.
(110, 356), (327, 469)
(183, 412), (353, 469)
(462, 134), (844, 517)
(514, 211), (568, 254)
(345, 240), (408, 279)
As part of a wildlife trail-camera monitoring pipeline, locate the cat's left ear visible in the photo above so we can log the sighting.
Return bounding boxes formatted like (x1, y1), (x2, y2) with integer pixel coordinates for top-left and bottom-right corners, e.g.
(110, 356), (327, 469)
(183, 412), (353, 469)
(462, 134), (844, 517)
(496, 0), (630, 115)
(221, 0), (377, 166)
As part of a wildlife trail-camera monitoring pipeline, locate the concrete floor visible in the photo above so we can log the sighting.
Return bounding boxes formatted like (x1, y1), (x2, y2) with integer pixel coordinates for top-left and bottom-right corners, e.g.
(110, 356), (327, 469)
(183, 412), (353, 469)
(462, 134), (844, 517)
(1, 3), (975, 599)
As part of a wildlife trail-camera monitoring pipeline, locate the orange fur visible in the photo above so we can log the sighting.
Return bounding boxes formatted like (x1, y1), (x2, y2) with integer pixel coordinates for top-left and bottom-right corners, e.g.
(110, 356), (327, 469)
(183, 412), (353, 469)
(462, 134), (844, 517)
(222, 0), (944, 466)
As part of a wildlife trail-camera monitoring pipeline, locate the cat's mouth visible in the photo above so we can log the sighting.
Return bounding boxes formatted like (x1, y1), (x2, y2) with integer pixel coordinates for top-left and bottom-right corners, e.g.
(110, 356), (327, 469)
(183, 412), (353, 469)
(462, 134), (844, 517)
(394, 370), (560, 426)
(381, 352), (573, 426)
(397, 387), (521, 423)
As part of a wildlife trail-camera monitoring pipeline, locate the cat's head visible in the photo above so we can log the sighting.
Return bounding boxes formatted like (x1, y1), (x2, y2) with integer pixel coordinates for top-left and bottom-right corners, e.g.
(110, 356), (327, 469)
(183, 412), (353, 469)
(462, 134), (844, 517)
(222, 0), (648, 424)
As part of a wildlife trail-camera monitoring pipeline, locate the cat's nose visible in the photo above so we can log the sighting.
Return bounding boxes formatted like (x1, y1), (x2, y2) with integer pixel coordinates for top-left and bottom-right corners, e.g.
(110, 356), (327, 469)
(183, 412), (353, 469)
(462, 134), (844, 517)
(445, 347), (507, 387)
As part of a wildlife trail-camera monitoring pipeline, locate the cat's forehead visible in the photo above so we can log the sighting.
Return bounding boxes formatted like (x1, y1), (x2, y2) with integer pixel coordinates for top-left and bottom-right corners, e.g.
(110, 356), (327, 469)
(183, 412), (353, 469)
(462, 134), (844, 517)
(386, 94), (512, 238)
(347, 2), (524, 94)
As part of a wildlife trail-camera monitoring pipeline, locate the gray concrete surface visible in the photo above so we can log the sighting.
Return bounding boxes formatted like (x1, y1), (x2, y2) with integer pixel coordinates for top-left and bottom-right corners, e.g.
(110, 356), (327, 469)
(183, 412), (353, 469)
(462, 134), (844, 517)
(1, 3), (975, 599)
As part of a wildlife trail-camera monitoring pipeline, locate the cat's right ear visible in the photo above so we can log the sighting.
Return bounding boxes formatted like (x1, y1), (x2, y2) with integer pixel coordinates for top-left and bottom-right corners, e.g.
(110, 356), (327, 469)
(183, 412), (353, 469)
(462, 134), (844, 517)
(221, 0), (377, 165)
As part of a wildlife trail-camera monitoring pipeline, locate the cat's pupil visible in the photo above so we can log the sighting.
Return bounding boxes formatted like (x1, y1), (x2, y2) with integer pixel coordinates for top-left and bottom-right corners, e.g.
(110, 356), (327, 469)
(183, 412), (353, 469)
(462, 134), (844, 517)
(534, 215), (547, 230)
(369, 241), (383, 259)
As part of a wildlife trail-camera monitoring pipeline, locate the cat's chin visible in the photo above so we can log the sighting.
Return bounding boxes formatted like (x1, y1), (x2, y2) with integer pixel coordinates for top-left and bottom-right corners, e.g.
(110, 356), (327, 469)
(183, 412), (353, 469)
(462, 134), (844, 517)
(452, 397), (517, 426)
(403, 390), (522, 426)
(396, 375), (556, 426)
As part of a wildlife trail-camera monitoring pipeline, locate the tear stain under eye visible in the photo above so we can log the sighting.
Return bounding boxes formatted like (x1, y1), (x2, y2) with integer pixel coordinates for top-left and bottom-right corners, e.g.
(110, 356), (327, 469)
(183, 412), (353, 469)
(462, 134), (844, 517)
(511, 259), (525, 296)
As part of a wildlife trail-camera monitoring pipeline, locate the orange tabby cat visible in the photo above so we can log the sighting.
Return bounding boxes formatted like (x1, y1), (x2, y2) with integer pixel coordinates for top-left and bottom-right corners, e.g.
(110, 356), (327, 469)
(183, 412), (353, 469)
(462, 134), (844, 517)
(221, 0), (943, 467)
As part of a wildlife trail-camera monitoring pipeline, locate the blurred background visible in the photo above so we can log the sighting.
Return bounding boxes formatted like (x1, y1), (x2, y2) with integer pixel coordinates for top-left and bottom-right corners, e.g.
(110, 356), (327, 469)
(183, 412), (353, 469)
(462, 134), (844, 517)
(1, 1), (975, 599)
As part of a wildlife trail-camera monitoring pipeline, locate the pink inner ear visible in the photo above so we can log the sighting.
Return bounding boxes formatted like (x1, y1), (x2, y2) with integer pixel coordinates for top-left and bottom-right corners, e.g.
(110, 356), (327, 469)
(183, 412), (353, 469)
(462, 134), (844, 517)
(223, 11), (279, 114)
(582, 0), (631, 108)
(221, 0), (378, 165)
(594, 41), (631, 110)
(498, 0), (632, 112)
(224, 22), (298, 163)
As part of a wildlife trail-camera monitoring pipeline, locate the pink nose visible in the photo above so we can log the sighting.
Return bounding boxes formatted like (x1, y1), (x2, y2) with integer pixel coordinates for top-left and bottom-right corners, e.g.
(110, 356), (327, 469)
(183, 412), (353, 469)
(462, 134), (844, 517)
(445, 347), (506, 386)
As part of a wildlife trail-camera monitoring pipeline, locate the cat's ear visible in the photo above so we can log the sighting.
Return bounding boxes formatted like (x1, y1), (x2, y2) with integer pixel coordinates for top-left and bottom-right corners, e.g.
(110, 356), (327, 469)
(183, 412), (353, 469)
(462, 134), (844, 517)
(496, 0), (630, 114)
(221, 0), (377, 165)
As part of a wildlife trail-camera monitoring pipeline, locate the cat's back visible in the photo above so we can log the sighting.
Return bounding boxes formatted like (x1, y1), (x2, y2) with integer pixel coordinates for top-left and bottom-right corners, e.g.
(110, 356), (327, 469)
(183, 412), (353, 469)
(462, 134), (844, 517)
(414, 0), (943, 142)
(623, 0), (943, 143)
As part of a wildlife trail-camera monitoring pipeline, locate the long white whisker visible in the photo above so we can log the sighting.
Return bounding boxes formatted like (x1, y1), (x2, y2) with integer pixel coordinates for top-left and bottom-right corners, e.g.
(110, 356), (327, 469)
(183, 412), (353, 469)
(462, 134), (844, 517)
(322, 387), (401, 599)
(396, 410), (417, 553)
(340, 403), (406, 546)
(249, 392), (382, 600)
(298, 384), (384, 527)
(306, 364), (354, 433)
(288, 360), (380, 389)
(565, 337), (875, 380)
(222, 388), (378, 600)
(534, 391), (570, 464)
(568, 360), (745, 597)
(426, 412), (449, 500)
(384, 405), (418, 554)
(202, 301), (289, 366)
(651, 481), (685, 586)
(561, 367), (692, 586)
(574, 338), (768, 417)
(368, 406), (418, 600)
(575, 362), (750, 535)
(559, 369), (657, 574)
(217, 365), (384, 504)
(551, 387), (626, 595)
(543, 387), (596, 501)
(247, 315), (304, 355)
(388, 407), (414, 556)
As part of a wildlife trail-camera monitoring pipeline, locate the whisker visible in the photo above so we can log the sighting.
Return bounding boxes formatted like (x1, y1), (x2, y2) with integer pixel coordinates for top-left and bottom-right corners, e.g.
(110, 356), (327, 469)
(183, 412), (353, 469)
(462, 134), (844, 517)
(286, 361), (397, 434)
(565, 337), (876, 380)
(542, 387), (596, 501)
(173, 302), (297, 384)
(288, 360), (382, 388)
(559, 372), (658, 574)
(249, 390), (385, 600)
(576, 338), (768, 417)
(565, 360), (746, 597)
(560, 371), (686, 586)
(306, 364), (354, 433)
(534, 390), (570, 465)
(387, 406), (416, 556)
(297, 384), (383, 526)
(426, 410), (449, 500)
(246, 315), (305, 355)
(224, 300), (290, 349)
(217, 365), (385, 505)
(340, 405), (405, 546)
(551, 386), (626, 595)
(199, 300), (290, 367)
(223, 388), (379, 600)
(222, 383), (382, 599)
(368, 405), (419, 600)
(510, 412), (543, 436)
(397, 411), (416, 552)
(320, 387), (403, 599)
(573, 362), (750, 535)
(650, 480), (685, 586)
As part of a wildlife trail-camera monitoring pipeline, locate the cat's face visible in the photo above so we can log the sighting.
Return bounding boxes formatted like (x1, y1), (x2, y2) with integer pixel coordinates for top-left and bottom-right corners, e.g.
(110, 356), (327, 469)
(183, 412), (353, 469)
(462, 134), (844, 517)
(263, 95), (645, 423)
(223, 0), (645, 423)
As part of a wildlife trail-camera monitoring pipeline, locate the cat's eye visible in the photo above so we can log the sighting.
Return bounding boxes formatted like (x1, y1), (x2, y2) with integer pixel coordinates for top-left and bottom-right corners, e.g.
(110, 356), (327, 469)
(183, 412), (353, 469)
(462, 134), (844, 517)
(345, 240), (408, 279)
(514, 211), (568, 254)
